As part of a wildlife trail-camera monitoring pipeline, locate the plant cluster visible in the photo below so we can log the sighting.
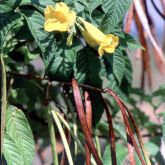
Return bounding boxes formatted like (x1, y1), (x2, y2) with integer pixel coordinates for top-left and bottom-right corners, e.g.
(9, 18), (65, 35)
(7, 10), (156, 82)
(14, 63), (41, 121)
(1, 0), (165, 165)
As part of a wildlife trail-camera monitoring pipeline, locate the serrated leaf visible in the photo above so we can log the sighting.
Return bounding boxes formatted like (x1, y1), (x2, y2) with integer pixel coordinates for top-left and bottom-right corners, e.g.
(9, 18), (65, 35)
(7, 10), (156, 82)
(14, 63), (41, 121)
(49, 46), (76, 81)
(90, 92), (104, 126)
(113, 51), (125, 85)
(123, 54), (132, 84)
(0, 5), (21, 50)
(107, 74), (128, 101)
(102, 143), (127, 165)
(3, 133), (23, 165)
(105, 50), (125, 85)
(3, 105), (35, 165)
(73, 1), (85, 13)
(113, 123), (127, 141)
(21, 9), (57, 70)
(87, 0), (102, 15)
(74, 48), (102, 87)
(74, 48), (103, 124)
(124, 33), (142, 50)
(0, 5), (13, 26)
(102, 0), (132, 33)
(4, 0), (22, 9)
(20, 0), (55, 9)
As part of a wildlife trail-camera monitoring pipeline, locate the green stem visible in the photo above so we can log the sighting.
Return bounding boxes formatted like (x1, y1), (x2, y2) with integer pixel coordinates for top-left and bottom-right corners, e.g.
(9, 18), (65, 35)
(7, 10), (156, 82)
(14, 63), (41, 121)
(47, 108), (59, 165)
(55, 111), (85, 153)
(64, 96), (78, 156)
(51, 109), (74, 165)
(1, 54), (7, 156)
(95, 135), (101, 158)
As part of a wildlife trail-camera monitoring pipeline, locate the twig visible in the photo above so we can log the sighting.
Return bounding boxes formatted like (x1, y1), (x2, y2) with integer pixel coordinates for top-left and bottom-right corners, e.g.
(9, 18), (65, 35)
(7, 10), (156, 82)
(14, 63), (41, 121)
(124, 3), (134, 33)
(151, 0), (165, 19)
(51, 110), (74, 165)
(105, 88), (146, 165)
(0, 54), (7, 156)
(101, 96), (117, 165)
(62, 94), (78, 156)
(55, 111), (85, 153)
(7, 71), (104, 93)
(85, 91), (92, 165)
(7, 71), (48, 81)
(45, 82), (59, 165)
(47, 108), (59, 165)
(7, 71), (153, 164)
(134, 9), (152, 89)
(120, 99), (151, 165)
(72, 79), (103, 165)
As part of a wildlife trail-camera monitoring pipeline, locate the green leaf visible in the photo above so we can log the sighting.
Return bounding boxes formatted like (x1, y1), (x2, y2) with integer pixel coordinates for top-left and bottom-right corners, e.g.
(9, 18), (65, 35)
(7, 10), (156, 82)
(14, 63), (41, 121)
(4, 0), (22, 9)
(153, 85), (165, 97)
(102, 143), (127, 165)
(113, 51), (125, 85)
(107, 74), (128, 101)
(20, 0), (55, 9)
(124, 33), (142, 50)
(102, 0), (132, 33)
(74, 48), (104, 124)
(21, 9), (57, 70)
(3, 105), (35, 165)
(73, 1), (85, 13)
(145, 142), (159, 156)
(113, 123), (126, 141)
(87, 0), (102, 15)
(49, 46), (76, 81)
(74, 48), (102, 87)
(3, 133), (23, 165)
(90, 92), (104, 126)
(105, 50), (125, 85)
(123, 54), (132, 84)
(0, 5), (13, 26)
(0, 5), (21, 50)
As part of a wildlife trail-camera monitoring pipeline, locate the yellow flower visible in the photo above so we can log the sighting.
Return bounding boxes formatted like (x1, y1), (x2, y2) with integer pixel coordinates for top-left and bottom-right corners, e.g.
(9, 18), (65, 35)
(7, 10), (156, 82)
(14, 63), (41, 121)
(78, 18), (119, 56)
(44, 2), (76, 32)
(98, 34), (119, 56)
(79, 18), (105, 47)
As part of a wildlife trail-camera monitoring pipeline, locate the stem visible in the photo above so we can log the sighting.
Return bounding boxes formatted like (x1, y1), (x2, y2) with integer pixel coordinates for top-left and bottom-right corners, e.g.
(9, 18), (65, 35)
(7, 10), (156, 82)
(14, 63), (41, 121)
(72, 79), (103, 165)
(55, 111), (85, 153)
(1, 54), (7, 156)
(51, 110), (74, 165)
(101, 97), (117, 165)
(94, 135), (101, 158)
(64, 95), (78, 156)
(7, 71), (104, 93)
(47, 108), (59, 165)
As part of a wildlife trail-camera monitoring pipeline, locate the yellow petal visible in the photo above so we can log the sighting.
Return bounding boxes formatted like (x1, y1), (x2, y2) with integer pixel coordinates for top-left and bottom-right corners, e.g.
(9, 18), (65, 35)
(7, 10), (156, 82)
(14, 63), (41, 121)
(44, 6), (56, 20)
(98, 34), (119, 56)
(81, 30), (98, 47)
(79, 18), (105, 45)
(44, 19), (69, 32)
(66, 10), (77, 26)
(55, 2), (70, 14)
(44, 3), (76, 32)
(98, 47), (104, 56)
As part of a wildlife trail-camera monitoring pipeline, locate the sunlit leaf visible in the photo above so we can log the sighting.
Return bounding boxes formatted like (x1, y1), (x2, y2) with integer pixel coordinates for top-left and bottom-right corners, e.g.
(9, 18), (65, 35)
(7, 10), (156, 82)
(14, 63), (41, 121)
(3, 105), (35, 165)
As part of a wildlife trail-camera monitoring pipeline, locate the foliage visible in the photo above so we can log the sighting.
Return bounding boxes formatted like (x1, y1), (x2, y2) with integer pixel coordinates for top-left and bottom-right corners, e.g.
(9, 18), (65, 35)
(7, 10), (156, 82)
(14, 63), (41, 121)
(1, 0), (165, 165)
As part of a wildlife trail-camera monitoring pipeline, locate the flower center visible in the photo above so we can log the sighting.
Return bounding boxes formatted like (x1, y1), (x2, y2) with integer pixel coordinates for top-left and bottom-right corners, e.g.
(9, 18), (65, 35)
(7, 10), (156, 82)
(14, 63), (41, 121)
(55, 11), (68, 23)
